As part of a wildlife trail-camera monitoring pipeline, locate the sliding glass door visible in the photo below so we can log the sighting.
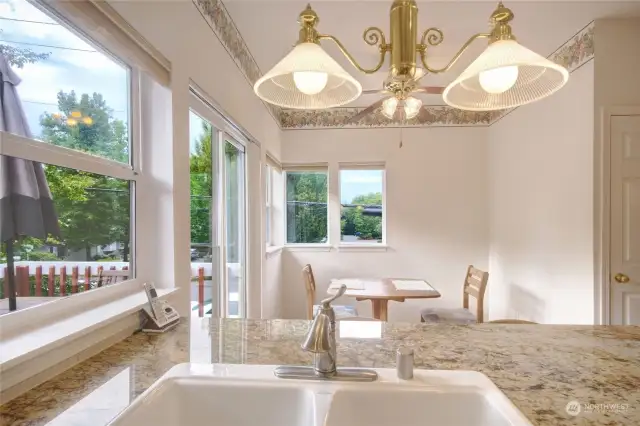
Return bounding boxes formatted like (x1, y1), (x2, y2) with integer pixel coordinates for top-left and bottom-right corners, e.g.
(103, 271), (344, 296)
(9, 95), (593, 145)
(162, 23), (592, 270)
(223, 139), (246, 318)
(189, 92), (247, 319)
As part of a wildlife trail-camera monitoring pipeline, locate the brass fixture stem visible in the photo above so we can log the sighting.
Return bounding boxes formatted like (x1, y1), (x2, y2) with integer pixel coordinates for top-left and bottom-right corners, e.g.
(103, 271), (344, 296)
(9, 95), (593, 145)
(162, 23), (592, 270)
(417, 32), (490, 74)
(488, 1), (516, 44)
(318, 30), (389, 74)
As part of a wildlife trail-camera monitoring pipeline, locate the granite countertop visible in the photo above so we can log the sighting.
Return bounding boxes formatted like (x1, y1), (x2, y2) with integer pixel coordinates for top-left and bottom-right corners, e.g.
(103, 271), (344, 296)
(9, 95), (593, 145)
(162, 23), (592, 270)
(1, 319), (639, 426)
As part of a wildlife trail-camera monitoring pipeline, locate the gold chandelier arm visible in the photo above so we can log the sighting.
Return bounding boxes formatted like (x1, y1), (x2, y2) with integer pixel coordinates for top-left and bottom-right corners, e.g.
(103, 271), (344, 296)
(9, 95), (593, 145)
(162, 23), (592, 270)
(417, 31), (490, 74)
(318, 27), (389, 74)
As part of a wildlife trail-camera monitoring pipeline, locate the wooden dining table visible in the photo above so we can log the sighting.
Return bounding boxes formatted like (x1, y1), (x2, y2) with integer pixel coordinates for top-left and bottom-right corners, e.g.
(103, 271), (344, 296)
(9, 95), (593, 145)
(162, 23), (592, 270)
(327, 278), (441, 321)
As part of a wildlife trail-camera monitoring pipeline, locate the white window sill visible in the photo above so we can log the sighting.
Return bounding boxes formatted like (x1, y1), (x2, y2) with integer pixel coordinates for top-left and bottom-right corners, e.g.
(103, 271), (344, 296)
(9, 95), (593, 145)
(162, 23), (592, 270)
(265, 245), (284, 257)
(0, 287), (178, 371)
(284, 244), (332, 252)
(337, 244), (389, 252)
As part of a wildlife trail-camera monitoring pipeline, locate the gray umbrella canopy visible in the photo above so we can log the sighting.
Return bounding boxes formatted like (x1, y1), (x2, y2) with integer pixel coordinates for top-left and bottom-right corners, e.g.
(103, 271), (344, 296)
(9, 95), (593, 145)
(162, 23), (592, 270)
(0, 52), (60, 311)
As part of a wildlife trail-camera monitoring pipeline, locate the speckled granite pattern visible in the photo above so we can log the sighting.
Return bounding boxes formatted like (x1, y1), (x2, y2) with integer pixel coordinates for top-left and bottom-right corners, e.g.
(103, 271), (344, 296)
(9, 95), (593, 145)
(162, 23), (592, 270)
(1, 319), (639, 426)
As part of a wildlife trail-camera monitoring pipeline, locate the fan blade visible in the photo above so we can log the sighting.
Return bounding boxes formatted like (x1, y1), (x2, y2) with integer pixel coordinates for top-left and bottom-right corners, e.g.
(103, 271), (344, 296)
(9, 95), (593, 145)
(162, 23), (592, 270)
(414, 86), (445, 95)
(347, 99), (386, 124)
(362, 89), (389, 95)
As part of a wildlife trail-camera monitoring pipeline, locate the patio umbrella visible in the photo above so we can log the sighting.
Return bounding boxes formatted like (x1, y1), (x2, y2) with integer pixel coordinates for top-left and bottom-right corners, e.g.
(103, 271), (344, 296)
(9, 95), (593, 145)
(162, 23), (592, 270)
(0, 52), (60, 311)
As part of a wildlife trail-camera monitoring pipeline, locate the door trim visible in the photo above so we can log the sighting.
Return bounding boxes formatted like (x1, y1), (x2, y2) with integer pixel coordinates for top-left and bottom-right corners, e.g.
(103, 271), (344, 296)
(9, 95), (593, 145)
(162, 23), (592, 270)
(595, 106), (640, 325)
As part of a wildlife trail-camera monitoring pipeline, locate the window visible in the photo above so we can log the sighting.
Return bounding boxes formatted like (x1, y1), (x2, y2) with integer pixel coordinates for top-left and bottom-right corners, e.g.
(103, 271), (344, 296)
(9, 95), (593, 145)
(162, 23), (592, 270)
(265, 164), (273, 246)
(1, 0), (131, 163)
(285, 170), (328, 244)
(0, 0), (137, 315)
(340, 168), (385, 244)
(0, 161), (132, 302)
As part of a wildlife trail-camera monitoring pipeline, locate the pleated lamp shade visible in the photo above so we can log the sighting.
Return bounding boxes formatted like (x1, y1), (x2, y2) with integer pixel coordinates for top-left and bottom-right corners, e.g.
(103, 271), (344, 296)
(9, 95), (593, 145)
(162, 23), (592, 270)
(443, 40), (569, 111)
(254, 42), (362, 109)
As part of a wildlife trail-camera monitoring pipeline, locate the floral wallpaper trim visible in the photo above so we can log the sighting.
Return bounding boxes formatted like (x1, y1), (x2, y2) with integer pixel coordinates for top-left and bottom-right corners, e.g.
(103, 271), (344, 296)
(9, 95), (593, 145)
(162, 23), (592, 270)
(280, 107), (492, 129)
(491, 21), (594, 124)
(193, 0), (282, 121)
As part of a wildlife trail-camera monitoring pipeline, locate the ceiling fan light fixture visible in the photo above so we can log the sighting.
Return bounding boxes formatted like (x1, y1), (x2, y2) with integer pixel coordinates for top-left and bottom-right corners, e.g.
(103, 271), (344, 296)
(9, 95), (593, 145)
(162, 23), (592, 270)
(403, 96), (422, 119)
(254, 42), (362, 109)
(442, 40), (569, 111)
(381, 97), (399, 119)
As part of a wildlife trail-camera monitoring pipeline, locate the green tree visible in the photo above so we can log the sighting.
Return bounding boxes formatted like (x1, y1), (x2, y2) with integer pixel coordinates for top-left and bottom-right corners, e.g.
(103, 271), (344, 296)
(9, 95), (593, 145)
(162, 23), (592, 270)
(39, 91), (130, 260)
(189, 122), (241, 253)
(190, 122), (213, 245)
(286, 172), (328, 243)
(0, 27), (50, 69)
(341, 192), (383, 241)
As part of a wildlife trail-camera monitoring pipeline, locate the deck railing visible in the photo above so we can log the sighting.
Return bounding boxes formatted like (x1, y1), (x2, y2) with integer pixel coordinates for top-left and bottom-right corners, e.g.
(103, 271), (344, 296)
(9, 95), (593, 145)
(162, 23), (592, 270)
(1, 263), (211, 317)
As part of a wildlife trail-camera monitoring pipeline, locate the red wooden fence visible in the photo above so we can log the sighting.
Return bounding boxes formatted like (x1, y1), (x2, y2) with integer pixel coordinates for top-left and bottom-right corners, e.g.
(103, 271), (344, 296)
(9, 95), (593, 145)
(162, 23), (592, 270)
(2, 265), (209, 317)
(1, 265), (131, 297)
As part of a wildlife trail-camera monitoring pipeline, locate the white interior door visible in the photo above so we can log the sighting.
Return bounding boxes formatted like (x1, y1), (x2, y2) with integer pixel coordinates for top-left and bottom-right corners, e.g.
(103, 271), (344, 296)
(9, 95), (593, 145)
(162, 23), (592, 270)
(610, 115), (640, 325)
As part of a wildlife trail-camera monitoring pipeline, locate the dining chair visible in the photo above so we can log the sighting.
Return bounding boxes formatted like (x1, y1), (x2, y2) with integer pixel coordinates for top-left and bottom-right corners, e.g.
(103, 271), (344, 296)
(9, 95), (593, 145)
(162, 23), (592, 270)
(488, 319), (537, 324)
(420, 265), (489, 324)
(302, 264), (358, 320)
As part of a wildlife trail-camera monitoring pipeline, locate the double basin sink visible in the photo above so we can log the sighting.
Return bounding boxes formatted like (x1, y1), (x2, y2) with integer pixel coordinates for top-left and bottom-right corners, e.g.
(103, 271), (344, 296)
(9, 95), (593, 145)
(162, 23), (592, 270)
(108, 363), (532, 426)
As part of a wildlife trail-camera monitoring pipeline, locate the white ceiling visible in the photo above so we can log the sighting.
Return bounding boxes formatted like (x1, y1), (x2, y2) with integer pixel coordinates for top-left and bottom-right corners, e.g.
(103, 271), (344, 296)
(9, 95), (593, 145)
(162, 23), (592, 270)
(224, 0), (640, 107)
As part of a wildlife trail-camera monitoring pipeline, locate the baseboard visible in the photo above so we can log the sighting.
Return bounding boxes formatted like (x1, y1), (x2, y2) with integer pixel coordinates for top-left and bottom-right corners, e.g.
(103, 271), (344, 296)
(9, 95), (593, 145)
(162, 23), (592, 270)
(0, 311), (142, 404)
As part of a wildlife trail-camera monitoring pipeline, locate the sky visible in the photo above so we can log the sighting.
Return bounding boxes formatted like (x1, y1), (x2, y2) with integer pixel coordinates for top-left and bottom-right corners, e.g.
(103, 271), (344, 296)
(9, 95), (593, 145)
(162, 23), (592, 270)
(0, 0), (128, 138)
(340, 170), (383, 204)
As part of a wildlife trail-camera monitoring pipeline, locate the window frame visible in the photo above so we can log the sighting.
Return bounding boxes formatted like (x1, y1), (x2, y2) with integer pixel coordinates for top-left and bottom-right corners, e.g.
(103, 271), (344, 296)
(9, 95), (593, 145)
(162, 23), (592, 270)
(0, 1), (145, 321)
(283, 165), (330, 247)
(265, 163), (273, 247)
(338, 163), (387, 247)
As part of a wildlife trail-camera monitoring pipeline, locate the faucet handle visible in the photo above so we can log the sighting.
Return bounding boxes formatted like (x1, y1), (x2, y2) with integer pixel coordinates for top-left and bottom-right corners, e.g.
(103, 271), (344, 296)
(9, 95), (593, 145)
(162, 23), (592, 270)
(320, 284), (347, 308)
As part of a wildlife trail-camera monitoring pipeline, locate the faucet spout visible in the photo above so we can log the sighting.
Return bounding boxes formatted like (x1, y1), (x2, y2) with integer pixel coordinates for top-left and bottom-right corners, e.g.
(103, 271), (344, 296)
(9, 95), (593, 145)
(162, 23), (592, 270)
(301, 312), (332, 353)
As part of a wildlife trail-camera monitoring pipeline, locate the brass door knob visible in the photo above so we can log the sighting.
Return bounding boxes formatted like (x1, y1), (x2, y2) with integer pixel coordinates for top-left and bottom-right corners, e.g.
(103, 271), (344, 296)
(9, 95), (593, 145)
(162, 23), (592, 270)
(614, 273), (630, 283)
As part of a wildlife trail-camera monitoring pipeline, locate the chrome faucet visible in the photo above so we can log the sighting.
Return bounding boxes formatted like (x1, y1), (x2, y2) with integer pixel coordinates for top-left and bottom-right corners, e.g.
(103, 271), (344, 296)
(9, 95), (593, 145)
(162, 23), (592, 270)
(301, 285), (345, 375)
(274, 284), (378, 382)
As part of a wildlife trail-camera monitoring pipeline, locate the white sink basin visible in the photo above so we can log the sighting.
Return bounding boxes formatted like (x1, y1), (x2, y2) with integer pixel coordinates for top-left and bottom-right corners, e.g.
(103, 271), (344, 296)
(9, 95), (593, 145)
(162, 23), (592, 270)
(107, 363), (532, 426)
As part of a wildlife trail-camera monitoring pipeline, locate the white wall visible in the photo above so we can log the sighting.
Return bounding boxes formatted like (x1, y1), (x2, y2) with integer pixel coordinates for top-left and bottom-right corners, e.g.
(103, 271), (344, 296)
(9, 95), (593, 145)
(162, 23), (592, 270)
(488, 61), (595, 324)
(281, 127), (489, 321)
(110, 1), (283, 317)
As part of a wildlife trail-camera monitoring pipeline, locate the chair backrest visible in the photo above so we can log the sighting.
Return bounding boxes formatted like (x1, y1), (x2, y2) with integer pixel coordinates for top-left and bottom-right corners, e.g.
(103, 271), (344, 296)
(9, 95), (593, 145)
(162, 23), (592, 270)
(302, 264), (316, 320)
(488, 319), (537, 324)
(462, 265), (489, 323)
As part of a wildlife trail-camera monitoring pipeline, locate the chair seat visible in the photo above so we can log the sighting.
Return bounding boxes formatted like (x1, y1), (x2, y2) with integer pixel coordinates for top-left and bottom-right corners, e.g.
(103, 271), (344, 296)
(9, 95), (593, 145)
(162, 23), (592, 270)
(314, 304), (358, 319)
(420, 307), (476, 324)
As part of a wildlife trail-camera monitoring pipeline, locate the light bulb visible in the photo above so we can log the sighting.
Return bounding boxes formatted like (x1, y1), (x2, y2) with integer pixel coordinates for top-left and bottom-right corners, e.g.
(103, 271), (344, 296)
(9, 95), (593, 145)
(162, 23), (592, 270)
(381, 97), (399, 119)
(293, 71), (328, 95)
(403, 97), (422, 120)
(479, 66), (518, 94)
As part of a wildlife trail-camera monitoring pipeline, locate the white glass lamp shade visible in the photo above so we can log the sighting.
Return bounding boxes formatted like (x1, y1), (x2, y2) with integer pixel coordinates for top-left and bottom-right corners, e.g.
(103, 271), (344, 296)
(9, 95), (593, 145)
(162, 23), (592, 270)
(443, 40), (569, 111)
(381, 97), (399, 119)
(254, 42), (362, 109)
(403, 97), (422, 119)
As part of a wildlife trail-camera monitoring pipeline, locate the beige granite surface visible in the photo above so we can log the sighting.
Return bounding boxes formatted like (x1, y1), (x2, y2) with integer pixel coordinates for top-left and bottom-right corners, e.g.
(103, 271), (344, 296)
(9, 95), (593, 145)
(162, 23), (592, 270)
(1, 319), (639, 425)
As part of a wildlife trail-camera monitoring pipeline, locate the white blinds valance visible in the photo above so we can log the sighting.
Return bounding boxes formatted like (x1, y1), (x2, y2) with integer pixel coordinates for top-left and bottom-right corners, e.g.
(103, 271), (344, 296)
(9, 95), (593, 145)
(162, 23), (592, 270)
(338, 162), (386, 170)
(282, 163), (328, 172)
(42, 0), (170, 86)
